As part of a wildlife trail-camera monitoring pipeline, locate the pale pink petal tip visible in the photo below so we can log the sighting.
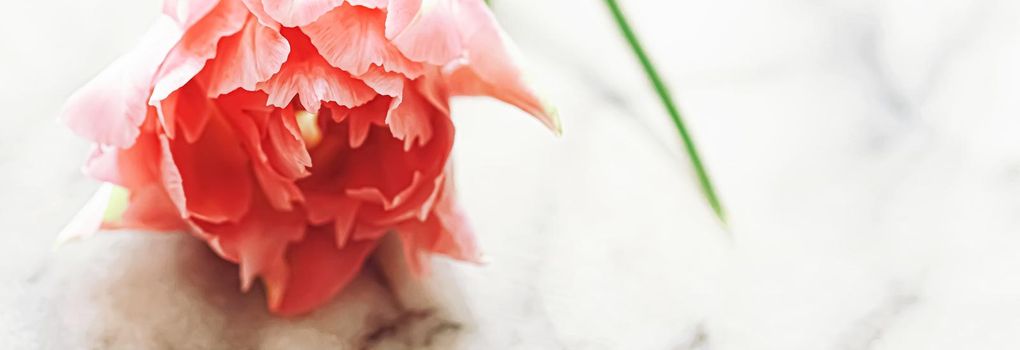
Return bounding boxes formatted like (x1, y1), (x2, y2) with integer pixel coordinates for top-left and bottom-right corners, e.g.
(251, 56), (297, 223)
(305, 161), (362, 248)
(539, 100), (563, 136)
(55, 183), (115, 247)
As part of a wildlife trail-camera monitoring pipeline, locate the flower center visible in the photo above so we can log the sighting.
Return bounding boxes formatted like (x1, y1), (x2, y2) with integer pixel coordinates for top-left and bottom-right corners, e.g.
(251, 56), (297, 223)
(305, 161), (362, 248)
(295, 110), (323, 149)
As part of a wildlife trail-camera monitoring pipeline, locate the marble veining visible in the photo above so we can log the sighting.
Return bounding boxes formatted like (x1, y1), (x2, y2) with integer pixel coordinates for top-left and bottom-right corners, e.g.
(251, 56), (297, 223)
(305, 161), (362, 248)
(5, 0), (1020, 349)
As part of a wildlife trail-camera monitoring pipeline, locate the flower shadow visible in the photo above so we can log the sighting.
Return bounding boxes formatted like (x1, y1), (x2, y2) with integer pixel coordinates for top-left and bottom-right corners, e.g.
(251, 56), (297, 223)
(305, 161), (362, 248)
(42, 232), (471, 349)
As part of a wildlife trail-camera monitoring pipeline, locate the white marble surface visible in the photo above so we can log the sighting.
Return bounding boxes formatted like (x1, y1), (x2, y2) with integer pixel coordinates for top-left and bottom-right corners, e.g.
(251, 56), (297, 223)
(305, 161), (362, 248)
(5, 0), (1020, 348)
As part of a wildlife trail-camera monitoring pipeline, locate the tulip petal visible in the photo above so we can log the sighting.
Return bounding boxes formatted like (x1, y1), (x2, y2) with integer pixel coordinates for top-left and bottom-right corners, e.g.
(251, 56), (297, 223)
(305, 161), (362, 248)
(158, 79), (216, 143)
(445, 65), (558, 132)
(195, 191), (306, 291)
(218, 91), (306, 211)
(302, 4), (423, 77)
(205, 16), (291, 97)
(345, 111), (454, 227)
(150, 0), (249, 106)
(395, 222), (439, 275)
(302, 193), (361, 248)
(357, 66), (405, 97)
(86, 129), (162, 189)
(56, 183), (115, 244)
(254, 166), (306, 212)
(83, 146), (123, 186)
(259, 0), (346, 27)
(388, 0), (462, 65)
(240, 0), (279, 28)
(81, 130), (190, 232)
(62, 17), (182, 148)
(332, 203), (360, 248)
(447, 0), (561, 133)
(163, 0), (220, 30)
(386, 81), (434, 150)
(392, 176), (478, 275)
(168, 113), (253, 223)
(345, 96), (390, 148)
(158, 134), (189, 216)
(77, 128), (188, 232)
(269, 228), (377, 316)
(259, 28), (377, 113)
(347, 171), (425, 211)
(384, 0), (418, 39)
(265, 108), (313, 179)
(237, 207), (306, 290)
(430, 174), (479, 261)
(259, 60), (377, 114)
(119, 184), (190, 232)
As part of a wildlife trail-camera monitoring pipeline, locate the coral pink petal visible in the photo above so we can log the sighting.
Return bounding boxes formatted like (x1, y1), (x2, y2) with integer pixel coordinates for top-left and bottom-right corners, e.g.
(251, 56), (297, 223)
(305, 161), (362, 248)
(358, 66), (405, 97)
(347, 171), (424, 211)
(63, 17), (182, 148)
(453, 0), (524, 86)
(354, 172), (437, 226)
(302, 5), (423, 77)
(302, 193), (361, 248)
(332, 203), (359, 248)
(347, 121), (453, 229)
(325, 103), (351, 123)
(301, 4), (385, 76)
(259, 60), (376, 115)
(158, 134), (189, 216)
(163, 0), (220, 29)
(159, 80), (216, 143)
(258, 256), (289, 310)
(396, 224), (439, 275)
(393, 176), (479, 275)
(94, 131), (162, 189)
(387, 82), (434, 150)
(295, 117), (352, 191)
(155, 92), (178, 138)
(218, 92), (305, 211)
(78, 131), (188, 233)
(345, 96), (390, 148)
(240, 0), (279, 28)
(205, 16), (290, 97)
(254, 166), (305, 211)
(350, 108), (454, 226)
(259, 0), (345, 27)
(446, 66), (557, 131)
(384, 0), (419, 39)
(150, 0), (249, 106)
(168, 114), (253, 223)
(264, 108), (312, 179)
(447, 0), (560, 132)
(120, 184), (190, 232)
(430, 175), (480, 261)
(413, 70), (451, 115)
(389, 0), (462, 65)
(303, 193), (339, 224)
(270, 228), (378, 316)
(216, 196), (306, 291)
(259, 28), (377, 113)
(83, 146), (122, 186)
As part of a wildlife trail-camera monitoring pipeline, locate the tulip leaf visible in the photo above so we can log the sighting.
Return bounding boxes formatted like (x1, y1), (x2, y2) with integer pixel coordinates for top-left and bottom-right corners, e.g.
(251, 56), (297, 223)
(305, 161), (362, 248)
(603, 0), (727, 225)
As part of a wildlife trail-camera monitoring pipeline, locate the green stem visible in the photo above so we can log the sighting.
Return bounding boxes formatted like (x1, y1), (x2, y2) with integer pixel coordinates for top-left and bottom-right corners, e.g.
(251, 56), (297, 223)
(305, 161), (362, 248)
(603, 0), (727, 225)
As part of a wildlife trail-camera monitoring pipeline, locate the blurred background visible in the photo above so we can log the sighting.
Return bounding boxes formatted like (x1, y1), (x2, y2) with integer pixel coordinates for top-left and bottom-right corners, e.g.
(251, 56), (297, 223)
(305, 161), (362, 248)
(4, 0), (1020, 348)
